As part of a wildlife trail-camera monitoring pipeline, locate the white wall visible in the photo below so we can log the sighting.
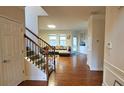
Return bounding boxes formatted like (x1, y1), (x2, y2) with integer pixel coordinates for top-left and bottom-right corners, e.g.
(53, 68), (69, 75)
(25, 6), (47, 41)
(87, 14), (105, 71)
(0, 6), (24, 23)
(24, 60), (47, 81)
(103, 7), (124, 86)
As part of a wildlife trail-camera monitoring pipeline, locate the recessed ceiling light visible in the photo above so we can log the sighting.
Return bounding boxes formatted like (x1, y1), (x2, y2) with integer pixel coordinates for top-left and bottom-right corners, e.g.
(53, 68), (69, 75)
(48, 25), (56, 29)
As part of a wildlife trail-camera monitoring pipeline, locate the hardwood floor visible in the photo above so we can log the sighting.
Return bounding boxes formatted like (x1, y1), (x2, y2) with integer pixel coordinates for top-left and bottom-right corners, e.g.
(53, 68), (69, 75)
(18, 53), (103, 86)
(49, 53), (103, 86)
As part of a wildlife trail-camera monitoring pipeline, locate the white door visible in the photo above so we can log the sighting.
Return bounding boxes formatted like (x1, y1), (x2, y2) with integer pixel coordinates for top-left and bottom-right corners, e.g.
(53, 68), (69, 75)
(0, 17), (24, 86)
(0, 30), (3, 85)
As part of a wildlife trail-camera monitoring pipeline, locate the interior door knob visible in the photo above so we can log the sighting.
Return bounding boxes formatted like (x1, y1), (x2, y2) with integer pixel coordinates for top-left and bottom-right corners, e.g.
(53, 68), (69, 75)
(3, 60), (9, 63)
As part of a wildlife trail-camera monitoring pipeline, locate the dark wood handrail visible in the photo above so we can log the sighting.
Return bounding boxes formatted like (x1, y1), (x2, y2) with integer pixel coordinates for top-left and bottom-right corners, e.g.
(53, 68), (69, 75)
(25, 27), (55, 50)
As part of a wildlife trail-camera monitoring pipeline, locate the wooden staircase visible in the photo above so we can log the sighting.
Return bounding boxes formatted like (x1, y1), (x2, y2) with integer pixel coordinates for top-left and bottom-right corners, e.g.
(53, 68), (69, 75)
(24, 28), (56, 81)
(26, 47), (46, 71)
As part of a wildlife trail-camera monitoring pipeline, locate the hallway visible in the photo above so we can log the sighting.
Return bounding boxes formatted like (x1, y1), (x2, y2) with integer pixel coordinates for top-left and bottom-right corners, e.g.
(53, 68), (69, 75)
(49, 53), (103, 86)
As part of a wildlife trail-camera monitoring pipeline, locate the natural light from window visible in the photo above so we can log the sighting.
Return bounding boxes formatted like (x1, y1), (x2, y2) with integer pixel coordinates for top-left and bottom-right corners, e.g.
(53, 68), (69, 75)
(49, 34), (57, 46)
(59, 35), (66, 46)
(48, 34), (66, 46)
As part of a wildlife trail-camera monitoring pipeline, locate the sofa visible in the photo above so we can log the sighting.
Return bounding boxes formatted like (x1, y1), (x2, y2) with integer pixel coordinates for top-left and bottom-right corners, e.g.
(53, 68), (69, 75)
(42, 46), (71, 56)
(55, 46), (71, 56)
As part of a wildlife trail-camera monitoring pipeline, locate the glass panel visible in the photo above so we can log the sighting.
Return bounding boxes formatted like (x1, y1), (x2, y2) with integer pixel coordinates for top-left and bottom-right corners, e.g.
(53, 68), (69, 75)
(49, 34), (57, 46)
(73, 37), (77, 51)
(50, 40), (57, 46)
(60, 40), (66, 46)
(59, 35), (66, 46)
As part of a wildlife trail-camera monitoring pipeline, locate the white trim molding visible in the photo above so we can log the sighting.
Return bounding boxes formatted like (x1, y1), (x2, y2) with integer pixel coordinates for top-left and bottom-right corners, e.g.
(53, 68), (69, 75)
(104, 59), (124, 85)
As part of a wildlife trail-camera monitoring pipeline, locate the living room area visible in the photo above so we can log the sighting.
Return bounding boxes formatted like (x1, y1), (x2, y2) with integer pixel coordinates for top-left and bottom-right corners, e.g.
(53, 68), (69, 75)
(38, 28), (87, 56)
(24, 6), (106, 86)
(38, 7), (89, 57)
(37, 6), (104, 85)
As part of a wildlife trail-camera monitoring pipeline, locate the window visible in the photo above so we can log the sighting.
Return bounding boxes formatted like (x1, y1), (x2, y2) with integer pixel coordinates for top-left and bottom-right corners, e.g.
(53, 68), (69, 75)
(59, 35), (66, 46)
(48, 34), (66, 46)
(49, 34), (57, 46)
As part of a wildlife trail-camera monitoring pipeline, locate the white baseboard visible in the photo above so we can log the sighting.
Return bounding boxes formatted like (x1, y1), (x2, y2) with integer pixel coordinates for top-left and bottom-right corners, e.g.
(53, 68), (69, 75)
(88, 64), (103, 71)
(102, 82), (108, 86)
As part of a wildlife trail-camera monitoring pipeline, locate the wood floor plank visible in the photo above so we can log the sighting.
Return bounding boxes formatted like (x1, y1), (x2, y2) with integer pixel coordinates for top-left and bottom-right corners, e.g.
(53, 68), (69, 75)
(49, 53), (103, 86)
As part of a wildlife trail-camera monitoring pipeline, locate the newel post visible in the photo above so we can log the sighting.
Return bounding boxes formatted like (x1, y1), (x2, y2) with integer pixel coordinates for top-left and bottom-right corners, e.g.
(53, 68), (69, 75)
(54, 46), (56, 72)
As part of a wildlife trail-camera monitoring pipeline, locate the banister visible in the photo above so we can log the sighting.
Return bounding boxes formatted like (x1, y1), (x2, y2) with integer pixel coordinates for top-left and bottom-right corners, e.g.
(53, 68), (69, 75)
(25, 27), (56, 81)
(25, 27), (55, 50)
(24, 34), (43, 49)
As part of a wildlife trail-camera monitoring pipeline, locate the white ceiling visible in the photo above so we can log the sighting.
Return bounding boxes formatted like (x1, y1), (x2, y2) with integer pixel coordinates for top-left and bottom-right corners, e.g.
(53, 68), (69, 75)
(39, 6), (105, 31)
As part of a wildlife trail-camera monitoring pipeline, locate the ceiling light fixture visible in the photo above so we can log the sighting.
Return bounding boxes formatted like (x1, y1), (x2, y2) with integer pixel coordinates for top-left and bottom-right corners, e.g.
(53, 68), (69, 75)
(48, 25), (56, 29)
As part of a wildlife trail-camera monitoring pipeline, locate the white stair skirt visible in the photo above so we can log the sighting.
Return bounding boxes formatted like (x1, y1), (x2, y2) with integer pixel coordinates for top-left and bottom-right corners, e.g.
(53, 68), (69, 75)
(24, 59), (47, 81)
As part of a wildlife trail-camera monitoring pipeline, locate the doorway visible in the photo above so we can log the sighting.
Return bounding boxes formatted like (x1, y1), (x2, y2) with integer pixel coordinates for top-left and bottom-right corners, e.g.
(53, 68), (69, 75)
(72, 36), (78, 52)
